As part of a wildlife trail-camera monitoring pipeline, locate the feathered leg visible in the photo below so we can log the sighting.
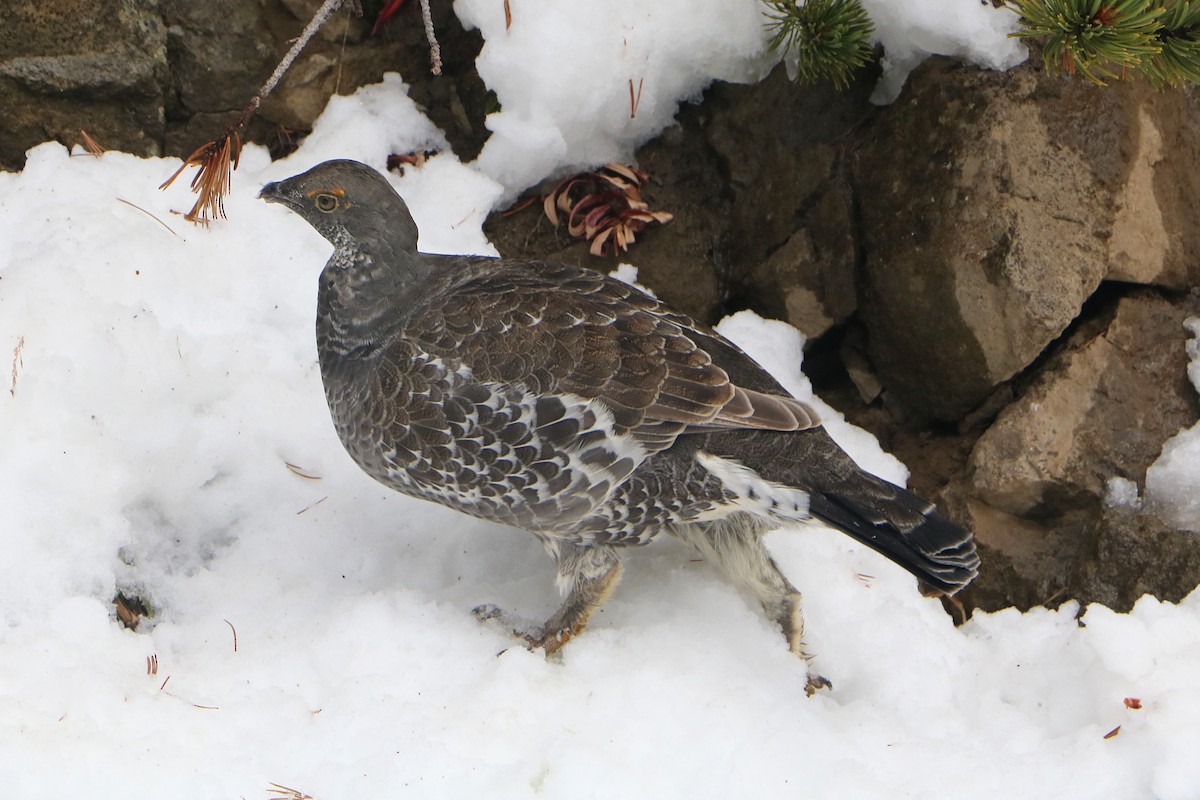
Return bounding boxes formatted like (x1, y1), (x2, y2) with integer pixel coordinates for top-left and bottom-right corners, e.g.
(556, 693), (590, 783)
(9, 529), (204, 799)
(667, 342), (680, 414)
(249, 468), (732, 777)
(674, 514), (831, 694)
(475, 542), (623, 655)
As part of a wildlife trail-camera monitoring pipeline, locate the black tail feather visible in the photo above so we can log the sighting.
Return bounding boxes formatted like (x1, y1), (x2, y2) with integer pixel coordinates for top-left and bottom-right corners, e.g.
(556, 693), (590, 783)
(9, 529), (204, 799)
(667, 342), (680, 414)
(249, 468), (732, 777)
(808, 487), (978, 595)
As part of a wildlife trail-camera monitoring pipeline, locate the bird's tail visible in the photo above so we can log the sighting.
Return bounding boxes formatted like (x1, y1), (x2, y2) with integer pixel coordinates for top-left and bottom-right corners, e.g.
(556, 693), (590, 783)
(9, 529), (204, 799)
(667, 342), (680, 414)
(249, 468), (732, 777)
(804, 477), (978, 594)
(700, 427), (979, 595)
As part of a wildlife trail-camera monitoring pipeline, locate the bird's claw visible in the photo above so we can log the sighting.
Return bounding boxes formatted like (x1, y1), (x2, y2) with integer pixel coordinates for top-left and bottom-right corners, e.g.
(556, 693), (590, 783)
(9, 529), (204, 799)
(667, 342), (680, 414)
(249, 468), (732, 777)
(805, 673), (833, 697)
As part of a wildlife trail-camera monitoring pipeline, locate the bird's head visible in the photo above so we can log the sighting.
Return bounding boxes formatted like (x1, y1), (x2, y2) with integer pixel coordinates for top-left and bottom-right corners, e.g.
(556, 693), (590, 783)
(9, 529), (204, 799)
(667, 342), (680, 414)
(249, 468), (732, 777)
(259, 159), (420, 259)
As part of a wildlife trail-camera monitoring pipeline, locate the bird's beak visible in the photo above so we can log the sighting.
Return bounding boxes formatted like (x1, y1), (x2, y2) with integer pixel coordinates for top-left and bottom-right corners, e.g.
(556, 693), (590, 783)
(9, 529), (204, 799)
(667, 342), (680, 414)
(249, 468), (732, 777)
(258, 181), (286, 204)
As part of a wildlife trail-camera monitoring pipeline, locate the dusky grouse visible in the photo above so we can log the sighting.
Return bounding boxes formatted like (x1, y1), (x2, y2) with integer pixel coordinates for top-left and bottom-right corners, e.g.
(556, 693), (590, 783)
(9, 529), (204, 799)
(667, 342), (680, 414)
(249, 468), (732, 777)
(261, 159), (978, 688)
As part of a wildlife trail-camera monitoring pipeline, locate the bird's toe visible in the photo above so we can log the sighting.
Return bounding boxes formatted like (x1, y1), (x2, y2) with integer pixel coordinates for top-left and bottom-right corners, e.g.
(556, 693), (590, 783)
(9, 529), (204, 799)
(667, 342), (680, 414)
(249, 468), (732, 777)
(804, 673), (833, 697)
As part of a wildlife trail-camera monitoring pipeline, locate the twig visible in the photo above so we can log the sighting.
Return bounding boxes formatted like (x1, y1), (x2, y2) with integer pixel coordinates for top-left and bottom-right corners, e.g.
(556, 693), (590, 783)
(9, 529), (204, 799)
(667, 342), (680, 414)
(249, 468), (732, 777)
(160, 0), (359, 223)
(629, 78), (643, 119)
(419, 0), (442, 75)
(224, 619), (239, 652)
(503, 0), (512, 29)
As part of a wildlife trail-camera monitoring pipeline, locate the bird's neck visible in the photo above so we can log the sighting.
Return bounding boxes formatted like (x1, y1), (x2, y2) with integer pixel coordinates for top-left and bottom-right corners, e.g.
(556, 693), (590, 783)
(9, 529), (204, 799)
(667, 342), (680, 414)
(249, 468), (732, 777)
(316, 242), (436, 358)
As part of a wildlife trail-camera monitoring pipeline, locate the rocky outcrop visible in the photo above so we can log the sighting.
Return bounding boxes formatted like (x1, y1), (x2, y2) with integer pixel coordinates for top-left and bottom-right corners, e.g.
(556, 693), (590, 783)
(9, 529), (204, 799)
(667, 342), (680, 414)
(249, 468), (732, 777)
(161, 0), (489, 161)
(0, 0), (490, 169)
(969, 293), (1198, 518)
(0, 0), (168, 169)
(851, 61), (1200, 425)
(946, 291), (1200, 611)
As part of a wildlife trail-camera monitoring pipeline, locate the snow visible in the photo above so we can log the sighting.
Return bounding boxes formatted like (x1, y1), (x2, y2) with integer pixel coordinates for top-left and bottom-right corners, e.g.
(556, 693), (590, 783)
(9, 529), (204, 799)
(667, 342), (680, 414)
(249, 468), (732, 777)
(1, 2), (1198, 797)
(1146, 317), (1200, 531)
(1106, 476), (1144, 510)
(862, 0), (1026, 103)
(456, 0), (1025, 199)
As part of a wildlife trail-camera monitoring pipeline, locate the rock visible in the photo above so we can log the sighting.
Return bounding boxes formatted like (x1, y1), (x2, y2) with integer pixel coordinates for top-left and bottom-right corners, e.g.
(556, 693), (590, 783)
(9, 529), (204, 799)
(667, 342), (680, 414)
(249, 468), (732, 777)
(854, 60), (1119, 423)
(953, 290), (1200, 612)
(1104, 87), (1200, 290)
(1073, 503), (1200, 612)
(851, 59), (1200, 424)
(161, 0), (275, 117)
(949, 497), (1088, 611)
(702, 66), (870, 335)
(969, 291), (1200, 517)
(747, 198), (858, 340)
(161, 0), (491, 162)
(0, 0), (490, 170)
(950, 489), (1200, 615)
(0, 0), (168, 169)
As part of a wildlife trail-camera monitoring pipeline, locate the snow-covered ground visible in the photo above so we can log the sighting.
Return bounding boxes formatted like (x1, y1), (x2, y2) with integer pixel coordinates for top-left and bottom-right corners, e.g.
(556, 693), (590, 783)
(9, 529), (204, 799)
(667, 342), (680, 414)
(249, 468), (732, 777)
(3, 2), (1200, 797)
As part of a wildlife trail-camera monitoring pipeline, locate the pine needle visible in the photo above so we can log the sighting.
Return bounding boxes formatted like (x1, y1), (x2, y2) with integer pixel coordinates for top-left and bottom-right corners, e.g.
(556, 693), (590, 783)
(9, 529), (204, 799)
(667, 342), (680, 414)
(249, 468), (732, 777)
(9, 336), (25, 397)
(116, 197), (180, 237)
(1142, 0), (1200, 86)
(78, 129), (106, 157)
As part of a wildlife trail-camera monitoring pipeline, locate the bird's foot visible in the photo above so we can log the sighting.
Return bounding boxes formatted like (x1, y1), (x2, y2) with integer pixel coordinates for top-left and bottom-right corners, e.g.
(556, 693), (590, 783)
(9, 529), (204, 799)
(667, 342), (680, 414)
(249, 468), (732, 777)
(472, 604), (573, 656)
(472, 603), (536, 641)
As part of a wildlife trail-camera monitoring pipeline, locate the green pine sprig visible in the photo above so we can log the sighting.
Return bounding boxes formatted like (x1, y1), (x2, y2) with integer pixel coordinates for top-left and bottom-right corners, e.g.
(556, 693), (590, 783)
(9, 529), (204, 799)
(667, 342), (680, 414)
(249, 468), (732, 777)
(1008, 0), (1165, 85)
(1142, 0), (1200, 85)
(764, 0), (875, 90)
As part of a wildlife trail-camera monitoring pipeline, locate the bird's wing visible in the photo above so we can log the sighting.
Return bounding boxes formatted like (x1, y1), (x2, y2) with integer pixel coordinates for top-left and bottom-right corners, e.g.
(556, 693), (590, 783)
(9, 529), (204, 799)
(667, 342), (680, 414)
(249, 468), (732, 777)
(403, 258), (818, 448)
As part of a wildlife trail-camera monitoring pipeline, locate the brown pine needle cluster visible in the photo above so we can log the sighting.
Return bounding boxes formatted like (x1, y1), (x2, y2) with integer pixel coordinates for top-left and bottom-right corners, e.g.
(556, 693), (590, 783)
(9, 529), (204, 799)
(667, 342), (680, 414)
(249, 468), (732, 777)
(78, 129), (106, 157)
(159, 130), (243, 224)
(542, 163), (673, 256)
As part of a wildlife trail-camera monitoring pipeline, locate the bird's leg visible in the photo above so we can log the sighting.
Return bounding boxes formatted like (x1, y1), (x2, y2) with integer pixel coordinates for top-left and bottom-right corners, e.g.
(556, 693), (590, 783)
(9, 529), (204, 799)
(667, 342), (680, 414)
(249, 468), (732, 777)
(474, 543), (623, 656)
(674, 514), (831, 694)
(537, 543), (623, 654)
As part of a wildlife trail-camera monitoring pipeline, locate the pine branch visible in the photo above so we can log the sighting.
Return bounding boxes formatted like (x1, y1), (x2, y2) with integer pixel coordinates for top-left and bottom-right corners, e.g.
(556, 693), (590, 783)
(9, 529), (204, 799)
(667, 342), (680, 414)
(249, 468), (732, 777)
(160, 0), (361, 223)
(764, 0), (875, 90)
(1143, 0), (1200, 86)
(1008, 0), (1164, 85)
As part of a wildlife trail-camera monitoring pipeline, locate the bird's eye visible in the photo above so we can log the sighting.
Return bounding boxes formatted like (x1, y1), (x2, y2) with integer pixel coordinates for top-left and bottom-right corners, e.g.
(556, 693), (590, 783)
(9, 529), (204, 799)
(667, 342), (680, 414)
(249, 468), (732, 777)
(315, 193), (339, 212)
